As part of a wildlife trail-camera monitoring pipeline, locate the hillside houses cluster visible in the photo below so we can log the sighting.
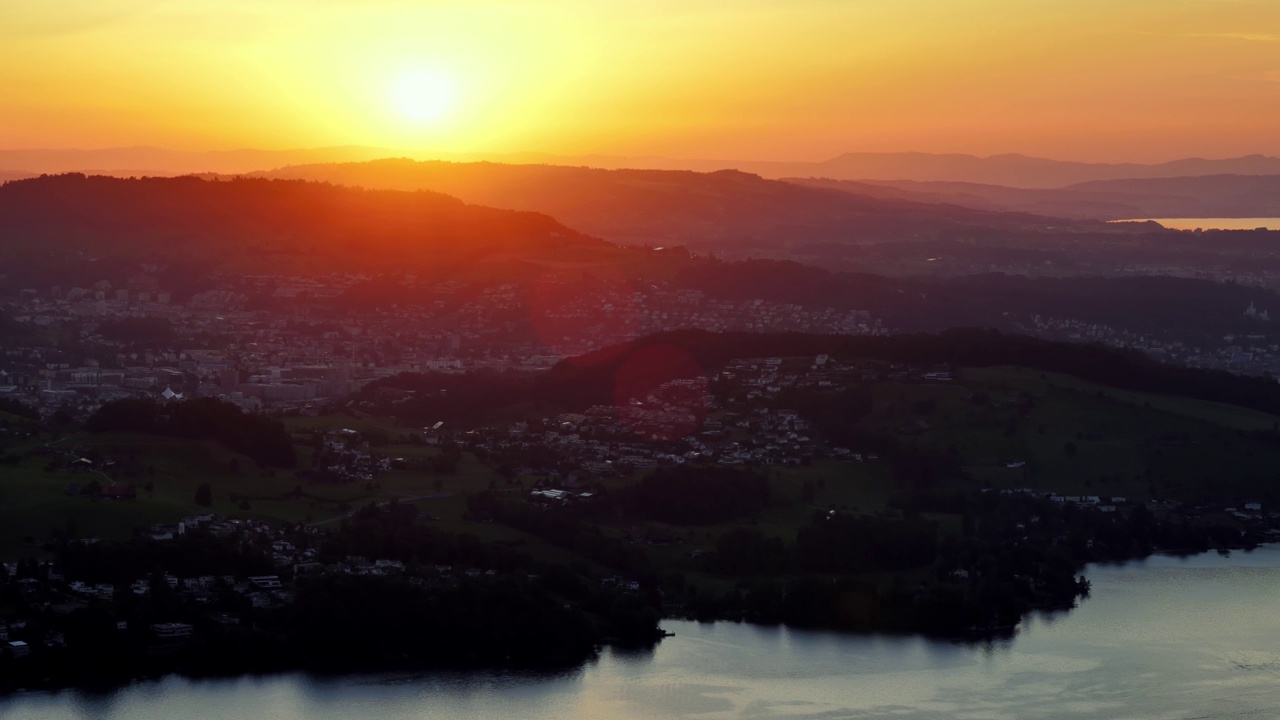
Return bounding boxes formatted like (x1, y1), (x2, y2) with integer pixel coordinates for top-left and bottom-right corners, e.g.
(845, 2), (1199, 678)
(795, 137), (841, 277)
(992, 487), (1280, 531)
(317, 428), (392, 483)
(464, 355), (895, 479)
(1014, 312), (1280, 379)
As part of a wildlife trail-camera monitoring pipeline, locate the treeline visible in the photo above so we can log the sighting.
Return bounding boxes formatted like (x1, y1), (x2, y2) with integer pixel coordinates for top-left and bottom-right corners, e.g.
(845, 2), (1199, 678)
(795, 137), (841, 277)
(625, 466), (770, 525)
(0, 506), (666, 693)
(688, 495), (1083, 634)
(327, 504), (663, 643)
(684, 487), (1271, 636)
(0, 397), (38, 421)
(85, 397), (295, 467)
(466, 492), (654, 576)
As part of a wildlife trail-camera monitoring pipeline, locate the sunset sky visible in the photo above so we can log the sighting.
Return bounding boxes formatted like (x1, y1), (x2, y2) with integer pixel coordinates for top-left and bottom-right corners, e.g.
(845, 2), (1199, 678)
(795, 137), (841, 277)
(3, 0), (1279, 163)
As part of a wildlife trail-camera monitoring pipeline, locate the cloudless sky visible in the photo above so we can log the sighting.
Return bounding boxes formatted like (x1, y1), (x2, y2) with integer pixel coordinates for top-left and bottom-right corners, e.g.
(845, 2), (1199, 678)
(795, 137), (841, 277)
(2, 0), (1279, 162)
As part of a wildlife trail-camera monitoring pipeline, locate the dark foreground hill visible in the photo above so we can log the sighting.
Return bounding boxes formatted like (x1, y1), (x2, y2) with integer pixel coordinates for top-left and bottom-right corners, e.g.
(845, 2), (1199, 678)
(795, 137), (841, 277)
(0, 174), (607, 274)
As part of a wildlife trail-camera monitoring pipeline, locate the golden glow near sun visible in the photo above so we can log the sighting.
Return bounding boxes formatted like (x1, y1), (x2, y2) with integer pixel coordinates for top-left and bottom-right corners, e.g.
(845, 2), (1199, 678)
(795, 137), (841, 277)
(392, 70), (455, 124)
(4, 1), (1280, 159)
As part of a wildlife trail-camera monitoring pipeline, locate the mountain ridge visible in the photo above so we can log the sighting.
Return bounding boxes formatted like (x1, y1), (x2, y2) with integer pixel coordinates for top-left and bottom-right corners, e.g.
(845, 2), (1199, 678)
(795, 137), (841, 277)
(0, 173), (608, 274)
(232, 158), (1109, 257)
(4, 147), (1280, 187)
(793, 174), (1280, 221)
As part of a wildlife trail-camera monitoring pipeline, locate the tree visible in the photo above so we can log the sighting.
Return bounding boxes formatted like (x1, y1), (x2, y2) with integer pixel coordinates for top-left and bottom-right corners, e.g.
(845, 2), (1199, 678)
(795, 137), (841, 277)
(194, 483), (213, 507)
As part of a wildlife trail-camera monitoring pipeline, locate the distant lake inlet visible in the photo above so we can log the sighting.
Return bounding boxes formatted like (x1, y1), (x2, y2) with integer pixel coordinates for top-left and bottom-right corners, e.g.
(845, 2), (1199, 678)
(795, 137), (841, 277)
(1114, 218), (1280, 230)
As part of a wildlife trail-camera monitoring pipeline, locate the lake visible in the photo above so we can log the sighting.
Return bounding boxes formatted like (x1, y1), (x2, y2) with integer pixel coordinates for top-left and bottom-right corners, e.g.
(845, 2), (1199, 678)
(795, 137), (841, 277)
(5, 546), (1280, 719)
(1114, 218), (1280, 231)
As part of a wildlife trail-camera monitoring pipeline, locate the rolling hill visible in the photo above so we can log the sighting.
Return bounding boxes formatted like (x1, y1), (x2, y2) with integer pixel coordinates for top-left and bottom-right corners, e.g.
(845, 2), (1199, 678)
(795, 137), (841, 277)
(0, 173), (610, 274)
(791, 174), (1280, 222)
(242, 159), (1110, 256)
(754, 152), (1280, 188)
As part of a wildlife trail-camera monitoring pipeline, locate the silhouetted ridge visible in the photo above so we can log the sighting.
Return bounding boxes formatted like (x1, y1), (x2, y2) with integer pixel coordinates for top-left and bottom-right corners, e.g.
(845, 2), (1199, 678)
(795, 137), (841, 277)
(243, 158), (1102, 254)
(0, 174), (602, 271)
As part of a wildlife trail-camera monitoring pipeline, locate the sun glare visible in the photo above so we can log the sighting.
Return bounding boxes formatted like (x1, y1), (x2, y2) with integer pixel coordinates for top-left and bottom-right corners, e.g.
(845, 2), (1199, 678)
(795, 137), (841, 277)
(392, 70), (455, 123)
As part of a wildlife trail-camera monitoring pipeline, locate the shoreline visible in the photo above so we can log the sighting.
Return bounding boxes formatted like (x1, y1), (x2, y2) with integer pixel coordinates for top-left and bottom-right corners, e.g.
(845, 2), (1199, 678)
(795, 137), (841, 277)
(7, 542), (1272, 699)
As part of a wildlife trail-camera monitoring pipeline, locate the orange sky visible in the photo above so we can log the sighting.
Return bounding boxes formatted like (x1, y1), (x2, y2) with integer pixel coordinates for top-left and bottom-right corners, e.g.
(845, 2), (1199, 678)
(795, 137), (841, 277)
(2, 0), (1279, 163)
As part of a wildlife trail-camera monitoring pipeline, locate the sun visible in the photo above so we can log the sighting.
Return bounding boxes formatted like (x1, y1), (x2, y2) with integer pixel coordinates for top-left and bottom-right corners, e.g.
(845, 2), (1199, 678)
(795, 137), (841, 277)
(392, 69), (455, 123)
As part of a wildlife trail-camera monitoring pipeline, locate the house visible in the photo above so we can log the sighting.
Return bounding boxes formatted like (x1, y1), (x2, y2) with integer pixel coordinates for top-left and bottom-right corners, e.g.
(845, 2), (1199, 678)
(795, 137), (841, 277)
(6, 641), (30, 658)
(1244, 501), (1263, 512)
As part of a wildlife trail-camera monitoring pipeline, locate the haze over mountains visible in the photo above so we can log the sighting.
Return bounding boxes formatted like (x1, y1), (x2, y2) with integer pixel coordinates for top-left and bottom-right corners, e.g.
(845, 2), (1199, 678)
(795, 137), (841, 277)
(5, 147), (1280, 189)
(792, 175), (1280, 222)
(237, 159), (1099, 255)
(2, 171), (1273, 342)
(755, 153), (1280, 188)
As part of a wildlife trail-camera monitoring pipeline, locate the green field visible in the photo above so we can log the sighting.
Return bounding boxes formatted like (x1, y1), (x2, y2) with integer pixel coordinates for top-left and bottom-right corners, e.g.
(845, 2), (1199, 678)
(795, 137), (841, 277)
(862, 366), (1280, 501)
(5, 361), (1280, 566)
(0, 429), (507, 558)
(531, 363), (1280, 589)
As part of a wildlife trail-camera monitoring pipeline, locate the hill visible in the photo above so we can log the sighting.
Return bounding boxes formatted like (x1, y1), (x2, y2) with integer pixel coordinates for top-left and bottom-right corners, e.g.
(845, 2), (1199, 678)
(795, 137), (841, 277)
(10, 146), (1280, 189)
(0, 146), (404, 176)
(791, 174), (1280, 221)
(0, 171), (35, 185)
(0, 174), (624, 283)
(755, 152), (1280, 188)
(355, 328), (1280, 429)
(1063, 175), (1280, 219)
(244, 158), (1108, 255)
(0, 174), (610, 276)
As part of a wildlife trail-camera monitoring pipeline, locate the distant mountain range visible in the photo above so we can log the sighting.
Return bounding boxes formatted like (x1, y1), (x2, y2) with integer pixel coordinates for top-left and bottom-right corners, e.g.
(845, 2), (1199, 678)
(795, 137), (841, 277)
(0, 170), (35, 185)
(1, 172), (1276, 353)
(756, 153), (1280, 188)
(793, 175), (1280, 221)
(5, 147), (1280, 189)
(235, 159), (1103, 255)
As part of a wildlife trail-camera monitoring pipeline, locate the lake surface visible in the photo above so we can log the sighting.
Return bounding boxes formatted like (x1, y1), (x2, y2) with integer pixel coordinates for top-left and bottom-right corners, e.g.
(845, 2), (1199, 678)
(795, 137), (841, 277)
(1115, 217), (1280, 230)
(5, 546), (1280, 720)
